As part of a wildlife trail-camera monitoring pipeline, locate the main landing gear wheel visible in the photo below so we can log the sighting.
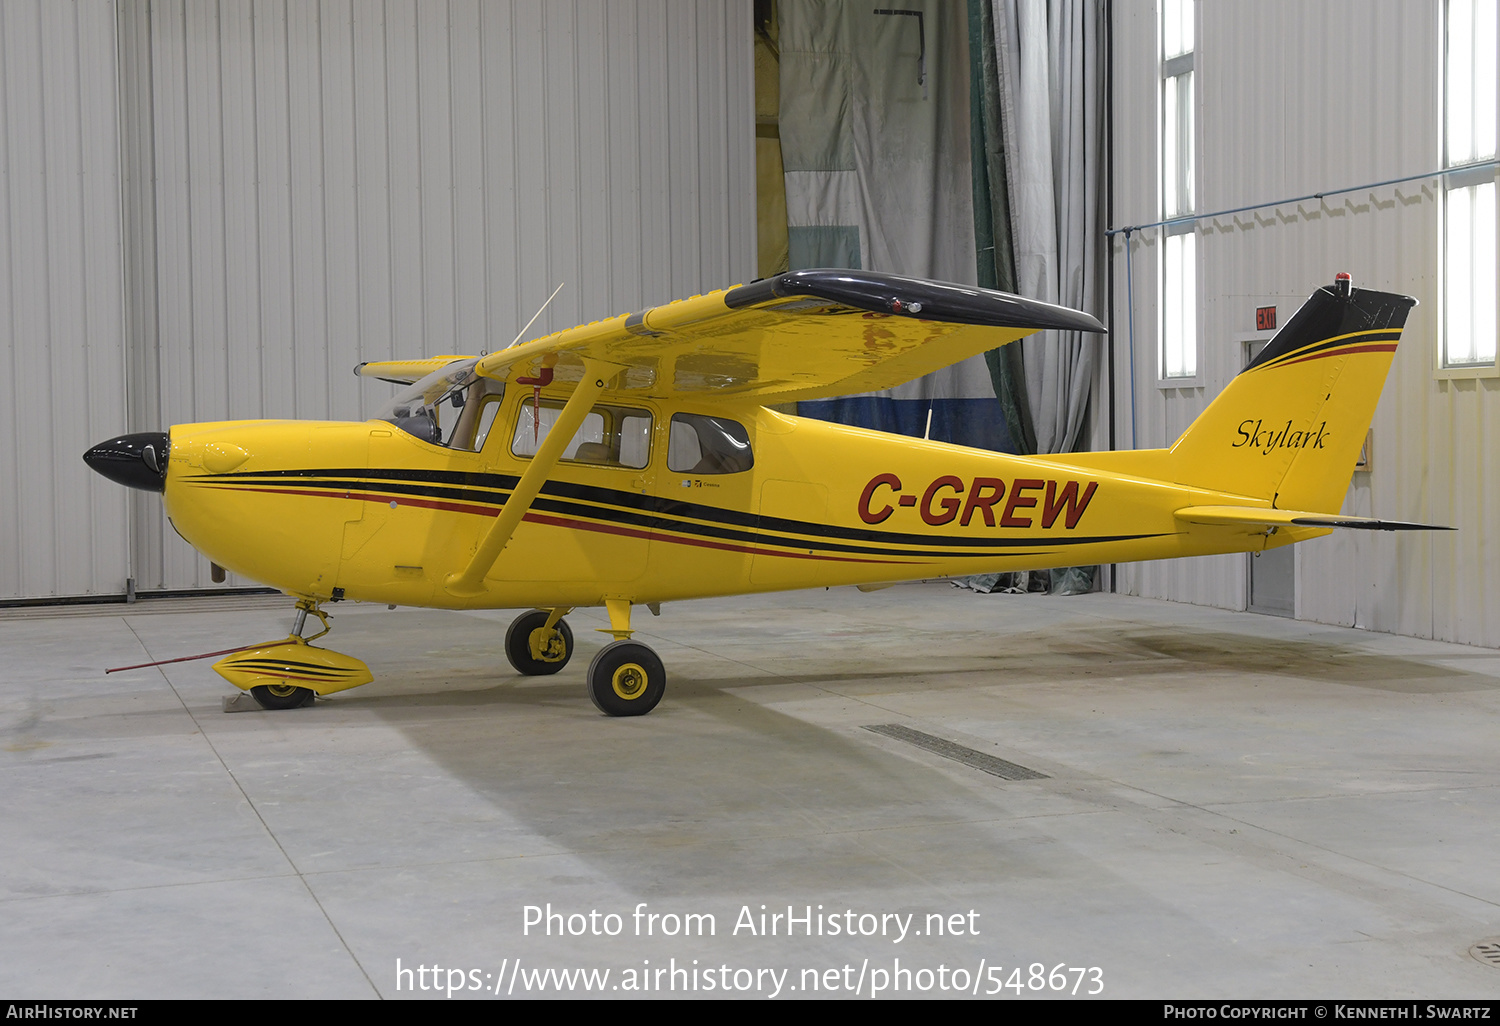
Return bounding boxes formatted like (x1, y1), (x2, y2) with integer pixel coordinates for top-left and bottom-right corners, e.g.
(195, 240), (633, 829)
(505, 610), (575, 675)
(587, 640), (666, 717)
(250, 683), (315, 710)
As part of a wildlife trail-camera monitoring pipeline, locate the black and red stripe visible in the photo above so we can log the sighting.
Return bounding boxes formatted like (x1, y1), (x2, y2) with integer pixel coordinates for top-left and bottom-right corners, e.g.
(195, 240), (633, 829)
(187, 466), (1162, 565)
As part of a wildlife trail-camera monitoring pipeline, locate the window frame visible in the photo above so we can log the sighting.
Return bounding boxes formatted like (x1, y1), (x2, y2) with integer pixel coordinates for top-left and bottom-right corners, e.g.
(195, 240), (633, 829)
(1158, 0), (1201, 387)
(1439, 0), (1499, 376)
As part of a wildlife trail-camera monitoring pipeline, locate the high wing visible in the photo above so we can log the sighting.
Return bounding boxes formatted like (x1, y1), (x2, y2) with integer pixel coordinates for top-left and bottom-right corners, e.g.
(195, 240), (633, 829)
(354, 356), (472, 385)
(454, 269), (1104, 404)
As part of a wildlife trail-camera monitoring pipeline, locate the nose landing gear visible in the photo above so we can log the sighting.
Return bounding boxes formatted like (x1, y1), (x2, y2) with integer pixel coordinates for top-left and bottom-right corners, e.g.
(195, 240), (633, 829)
(213, 599), (373, 710)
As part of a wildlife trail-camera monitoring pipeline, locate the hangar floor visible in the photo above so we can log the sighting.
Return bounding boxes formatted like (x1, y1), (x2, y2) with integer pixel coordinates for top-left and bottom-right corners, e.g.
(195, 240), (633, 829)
(2, 583), (1499, 1000)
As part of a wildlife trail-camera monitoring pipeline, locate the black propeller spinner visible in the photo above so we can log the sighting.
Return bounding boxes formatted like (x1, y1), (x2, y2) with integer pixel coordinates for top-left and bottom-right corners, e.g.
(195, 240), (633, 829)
(83, 432), (170, 493)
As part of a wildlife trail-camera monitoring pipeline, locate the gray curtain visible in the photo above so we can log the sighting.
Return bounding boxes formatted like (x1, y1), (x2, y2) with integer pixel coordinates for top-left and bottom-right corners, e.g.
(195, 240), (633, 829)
(989, 0), (1105, 456)
(967, 0), (1105, 594)
(780, 1), (1022, 452)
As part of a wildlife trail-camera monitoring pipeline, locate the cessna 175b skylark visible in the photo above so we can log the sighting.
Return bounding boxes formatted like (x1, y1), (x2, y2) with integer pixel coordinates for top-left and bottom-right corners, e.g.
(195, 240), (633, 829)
(85, 269), (1437, 716)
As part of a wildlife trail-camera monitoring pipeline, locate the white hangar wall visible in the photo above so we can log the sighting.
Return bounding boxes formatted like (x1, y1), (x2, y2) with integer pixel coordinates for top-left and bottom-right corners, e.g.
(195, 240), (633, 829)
(0, 0), (131, 604)
(1, 0), (755, 602)
(1105, 1), (1499, 648)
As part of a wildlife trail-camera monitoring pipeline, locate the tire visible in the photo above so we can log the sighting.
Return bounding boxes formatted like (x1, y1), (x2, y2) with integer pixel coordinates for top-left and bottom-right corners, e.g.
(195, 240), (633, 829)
(587, 641), (666, 717)
(504, 610), (574, 675)
(250, 683), (315, 710)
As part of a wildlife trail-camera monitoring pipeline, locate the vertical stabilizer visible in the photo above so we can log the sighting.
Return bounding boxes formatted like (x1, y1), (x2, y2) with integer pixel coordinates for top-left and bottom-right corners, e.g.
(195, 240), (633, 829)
(1164, 276), (1416, 510)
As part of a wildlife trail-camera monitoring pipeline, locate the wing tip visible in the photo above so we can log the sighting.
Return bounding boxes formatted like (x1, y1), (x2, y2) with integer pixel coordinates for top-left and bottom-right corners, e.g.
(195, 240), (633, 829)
(725, 269), (1105, 334)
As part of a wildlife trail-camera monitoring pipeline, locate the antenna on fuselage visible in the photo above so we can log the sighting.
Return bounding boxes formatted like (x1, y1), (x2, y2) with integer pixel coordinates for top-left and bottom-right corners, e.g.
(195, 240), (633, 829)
(505, 283), (567, 444)
(504, 282), (566, 350)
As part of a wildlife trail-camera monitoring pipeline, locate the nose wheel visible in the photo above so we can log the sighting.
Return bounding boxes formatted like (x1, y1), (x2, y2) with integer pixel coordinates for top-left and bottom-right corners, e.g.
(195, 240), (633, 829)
(250, 682), (315, 710)
(587, 641), (665, 717)
(217, 599), (372, 710)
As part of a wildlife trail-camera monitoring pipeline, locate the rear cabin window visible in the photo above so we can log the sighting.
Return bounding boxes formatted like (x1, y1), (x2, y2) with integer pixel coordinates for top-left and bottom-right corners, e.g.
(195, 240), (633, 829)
(512, 400), (652, 469)
(667, 414), (753, 474)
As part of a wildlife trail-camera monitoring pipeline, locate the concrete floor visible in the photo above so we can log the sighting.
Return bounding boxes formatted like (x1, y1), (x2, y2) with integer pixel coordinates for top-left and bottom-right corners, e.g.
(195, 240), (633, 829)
(2, 583), (1499, 999)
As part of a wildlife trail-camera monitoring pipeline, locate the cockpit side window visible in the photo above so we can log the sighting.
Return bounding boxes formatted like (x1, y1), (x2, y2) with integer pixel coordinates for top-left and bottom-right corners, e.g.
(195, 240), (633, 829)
(448, 379), (505, 452)
(511, 399), (653, 469)
(376, 358), (504, 451)
(667, 414), (753, 474)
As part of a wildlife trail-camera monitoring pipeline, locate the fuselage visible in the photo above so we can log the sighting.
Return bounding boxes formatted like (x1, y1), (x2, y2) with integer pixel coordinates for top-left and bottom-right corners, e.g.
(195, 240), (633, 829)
(158, 385), (1304, 610)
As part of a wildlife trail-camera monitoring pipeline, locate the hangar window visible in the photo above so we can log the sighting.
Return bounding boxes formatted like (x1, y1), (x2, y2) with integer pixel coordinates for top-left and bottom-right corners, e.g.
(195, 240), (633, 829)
(1443, 0), (1498, 369)
(511, 399), (653, 469)
(667, 414), (754, 474)
(1159, 0), (1197, 381)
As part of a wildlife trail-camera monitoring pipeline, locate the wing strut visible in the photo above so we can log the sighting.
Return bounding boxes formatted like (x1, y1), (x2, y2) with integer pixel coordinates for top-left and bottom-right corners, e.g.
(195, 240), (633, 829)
(445, 358), (625, 596)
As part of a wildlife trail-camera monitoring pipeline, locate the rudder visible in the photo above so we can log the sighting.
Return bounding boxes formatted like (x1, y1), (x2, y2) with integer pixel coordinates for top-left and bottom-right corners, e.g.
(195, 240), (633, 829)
(1165, 276), (1416, 511)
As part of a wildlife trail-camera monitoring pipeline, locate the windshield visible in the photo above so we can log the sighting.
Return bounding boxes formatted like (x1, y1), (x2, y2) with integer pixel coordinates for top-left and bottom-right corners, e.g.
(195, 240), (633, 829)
(376, 358), (494, 448)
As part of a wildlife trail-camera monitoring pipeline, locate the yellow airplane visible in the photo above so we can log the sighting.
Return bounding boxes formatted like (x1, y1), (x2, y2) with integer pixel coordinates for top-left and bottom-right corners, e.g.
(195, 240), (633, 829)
(84, 269), (1438, 716)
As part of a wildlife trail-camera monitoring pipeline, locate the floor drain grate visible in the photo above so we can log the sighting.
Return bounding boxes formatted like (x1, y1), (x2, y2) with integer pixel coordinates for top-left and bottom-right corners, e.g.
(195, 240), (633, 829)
(1471, 939), (1500, 969)
(863, 724), (1048, 781)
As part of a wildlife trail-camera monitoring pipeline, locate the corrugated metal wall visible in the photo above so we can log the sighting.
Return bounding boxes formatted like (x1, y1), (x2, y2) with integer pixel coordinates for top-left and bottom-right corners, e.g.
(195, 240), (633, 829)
(0, 0), (131, 602)
(1107, 0), (1499, 648)
(2, 0), (755, 601)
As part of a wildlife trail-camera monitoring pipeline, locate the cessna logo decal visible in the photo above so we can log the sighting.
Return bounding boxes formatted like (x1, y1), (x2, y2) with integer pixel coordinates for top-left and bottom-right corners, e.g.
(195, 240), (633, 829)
(858, 474), (1097, 529)
(1233, 419), (1328, 454)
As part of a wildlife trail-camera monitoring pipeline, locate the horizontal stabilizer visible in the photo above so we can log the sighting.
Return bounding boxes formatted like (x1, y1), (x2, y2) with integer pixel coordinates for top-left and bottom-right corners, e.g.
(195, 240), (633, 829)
(1175, 505), (1452, 532)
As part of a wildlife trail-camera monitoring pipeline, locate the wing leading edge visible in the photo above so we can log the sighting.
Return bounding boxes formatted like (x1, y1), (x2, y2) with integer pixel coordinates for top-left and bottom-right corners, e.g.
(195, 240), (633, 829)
(464, 269), (1104, 404)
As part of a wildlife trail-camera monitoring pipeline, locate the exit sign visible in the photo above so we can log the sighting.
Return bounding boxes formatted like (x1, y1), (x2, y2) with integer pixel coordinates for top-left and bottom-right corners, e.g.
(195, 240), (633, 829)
(1256, 306), (1277, 330)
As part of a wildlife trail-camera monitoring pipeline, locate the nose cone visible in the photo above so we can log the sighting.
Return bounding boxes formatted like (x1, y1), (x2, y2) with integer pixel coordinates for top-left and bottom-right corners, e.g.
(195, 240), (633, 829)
(84, 431), (170, 493)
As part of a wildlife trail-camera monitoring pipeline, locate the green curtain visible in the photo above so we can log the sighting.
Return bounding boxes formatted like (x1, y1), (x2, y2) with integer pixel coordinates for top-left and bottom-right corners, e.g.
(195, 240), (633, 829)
(967, 0), (1035, 456)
